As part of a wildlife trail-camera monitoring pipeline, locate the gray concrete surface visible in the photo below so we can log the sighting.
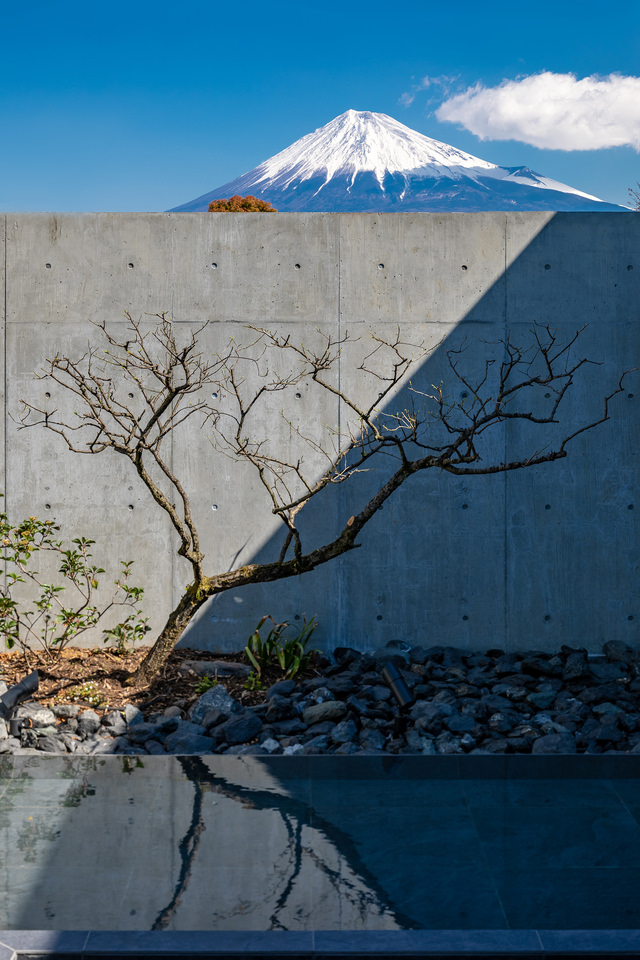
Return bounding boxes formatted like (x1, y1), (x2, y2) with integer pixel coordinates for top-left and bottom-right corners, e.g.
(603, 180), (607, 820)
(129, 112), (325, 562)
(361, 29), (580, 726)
(0, 211), (638, 654)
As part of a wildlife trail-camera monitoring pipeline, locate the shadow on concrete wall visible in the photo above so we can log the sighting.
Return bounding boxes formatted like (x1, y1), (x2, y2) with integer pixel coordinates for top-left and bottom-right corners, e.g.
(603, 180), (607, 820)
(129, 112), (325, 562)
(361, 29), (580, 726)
(179, 213), (639, 655)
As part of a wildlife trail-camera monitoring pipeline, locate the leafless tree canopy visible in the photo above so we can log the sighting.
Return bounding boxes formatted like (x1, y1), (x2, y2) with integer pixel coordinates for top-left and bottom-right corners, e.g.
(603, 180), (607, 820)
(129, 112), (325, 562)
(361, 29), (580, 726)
(20, 313), (627, 683)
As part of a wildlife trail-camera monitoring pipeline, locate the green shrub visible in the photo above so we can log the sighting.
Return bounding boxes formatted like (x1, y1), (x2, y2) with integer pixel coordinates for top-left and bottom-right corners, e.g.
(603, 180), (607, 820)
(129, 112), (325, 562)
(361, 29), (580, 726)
(0, 499), (149, 659)
(244, 614), (317, 685)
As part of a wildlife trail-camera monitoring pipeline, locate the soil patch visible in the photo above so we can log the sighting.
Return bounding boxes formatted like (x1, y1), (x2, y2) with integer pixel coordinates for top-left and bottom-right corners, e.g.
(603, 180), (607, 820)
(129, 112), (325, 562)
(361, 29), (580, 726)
(0, 646), (292, 718)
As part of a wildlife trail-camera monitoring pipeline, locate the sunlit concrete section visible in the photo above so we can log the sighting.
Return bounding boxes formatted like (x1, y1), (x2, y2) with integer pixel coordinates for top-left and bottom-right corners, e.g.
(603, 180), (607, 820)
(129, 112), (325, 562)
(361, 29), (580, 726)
(0, 755), (640, 935)
(1, 212), (639, 654)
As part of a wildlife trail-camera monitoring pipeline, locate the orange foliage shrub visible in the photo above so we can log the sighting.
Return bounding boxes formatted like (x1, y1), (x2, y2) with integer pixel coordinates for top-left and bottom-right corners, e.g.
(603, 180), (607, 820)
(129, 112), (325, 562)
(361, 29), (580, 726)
(208, 195), (277, 212)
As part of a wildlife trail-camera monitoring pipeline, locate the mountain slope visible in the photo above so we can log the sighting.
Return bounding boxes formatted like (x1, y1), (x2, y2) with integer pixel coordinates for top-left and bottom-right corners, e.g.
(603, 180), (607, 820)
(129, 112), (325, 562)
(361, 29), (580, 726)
(170, 110), (628, 213)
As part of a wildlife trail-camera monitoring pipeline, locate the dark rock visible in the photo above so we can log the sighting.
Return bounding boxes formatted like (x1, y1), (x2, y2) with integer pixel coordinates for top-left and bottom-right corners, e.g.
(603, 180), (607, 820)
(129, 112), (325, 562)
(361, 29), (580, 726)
(330, 719), (358, 744)
(410, 700), (455, 726)
(603, 640), (636, 663)
(52, 704), (80, 719)
(15, 704), (56, 727)
(494, 654), (522, 676)
(58, 718), (79, 735)
(178, 659), (251, 679)
(579, 682), (626, 705)
(265, 693), (295, 723)
(35, 735), (67, 753)
(127, 717), (179, 744)
(302, 700), (347, 725)
(125, 704), (144, 726)
(445, 714), (478, 735)
(77, 710), (102, 738)
(592, 701), (624, 717)
(359, 728), (386, 751)
(303, 735), (331, 753)
(163, 705), (183, 719)
(589, 661), (629, 682)
(324, 673), (358, 697)
(531, 732), (577, 754)
(527, 690), (557, 710)
(201, 708), (228, 730)
(333, 646), (360, 665)
(465, 667), (493, 686)
(102, 711), (127, 736)
(488, 712), (516, 734)
(563, 651), (590, 681)
(267, 679), (296, 698)
(496, 685), (529, 703)
(307, 685), (335, 704)
(521, 655), (562, 678)
(189, 685), (239, 725)
(364, 685), (392, 702)
(593, 716), (626, 744)
(480, 694), (513, 713)
(163, 729), (215, 754)
(409, 646), (428, 665)
(481, 738), (511, 754)
(435, 731), (463, 754)
(219, 712), (263, 745)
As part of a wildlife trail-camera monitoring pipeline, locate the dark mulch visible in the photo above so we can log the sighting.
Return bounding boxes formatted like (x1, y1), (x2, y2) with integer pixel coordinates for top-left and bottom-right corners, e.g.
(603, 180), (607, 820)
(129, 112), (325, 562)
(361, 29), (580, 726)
(0, 645), (301, 718)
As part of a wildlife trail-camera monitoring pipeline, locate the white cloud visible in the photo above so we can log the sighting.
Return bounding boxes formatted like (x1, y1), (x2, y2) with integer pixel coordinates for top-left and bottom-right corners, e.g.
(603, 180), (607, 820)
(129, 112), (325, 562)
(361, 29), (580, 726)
(400, 75), (458, 109)
(436, 72), (640, 151)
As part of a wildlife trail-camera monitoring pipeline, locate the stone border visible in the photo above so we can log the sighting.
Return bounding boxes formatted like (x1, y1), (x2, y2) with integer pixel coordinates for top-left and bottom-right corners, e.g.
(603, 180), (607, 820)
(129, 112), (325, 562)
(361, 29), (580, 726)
(3, 928), (640, 957)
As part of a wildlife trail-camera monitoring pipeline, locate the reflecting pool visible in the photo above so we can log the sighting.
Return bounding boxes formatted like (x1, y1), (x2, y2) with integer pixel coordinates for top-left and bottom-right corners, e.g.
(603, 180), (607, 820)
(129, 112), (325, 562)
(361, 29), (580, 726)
(1, 755), (639, 932)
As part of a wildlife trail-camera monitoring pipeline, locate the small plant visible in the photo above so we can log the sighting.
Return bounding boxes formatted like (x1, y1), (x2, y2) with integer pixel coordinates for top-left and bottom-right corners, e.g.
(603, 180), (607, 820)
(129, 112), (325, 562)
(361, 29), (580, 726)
(244, 671), (264, 691)
(0, 498), (148, 661)
(194, 674), (218, 694)
(244, 615), (318, 681)
(66, 681), (107, 708)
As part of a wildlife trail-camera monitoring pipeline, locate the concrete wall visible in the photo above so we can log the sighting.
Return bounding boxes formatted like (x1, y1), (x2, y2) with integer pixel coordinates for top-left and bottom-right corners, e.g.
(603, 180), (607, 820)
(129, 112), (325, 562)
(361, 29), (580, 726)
(1, 211), (638, 654)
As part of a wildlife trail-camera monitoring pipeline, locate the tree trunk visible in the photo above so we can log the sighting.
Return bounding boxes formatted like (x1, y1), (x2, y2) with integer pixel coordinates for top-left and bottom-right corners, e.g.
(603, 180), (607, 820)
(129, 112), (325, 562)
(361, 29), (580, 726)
(127, 464), (415, 686)
(127, 588), (209, 686)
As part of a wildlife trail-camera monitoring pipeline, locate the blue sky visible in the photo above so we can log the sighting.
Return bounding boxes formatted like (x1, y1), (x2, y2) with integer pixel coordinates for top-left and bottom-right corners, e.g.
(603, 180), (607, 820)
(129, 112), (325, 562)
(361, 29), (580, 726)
(2, 0), (640, 211)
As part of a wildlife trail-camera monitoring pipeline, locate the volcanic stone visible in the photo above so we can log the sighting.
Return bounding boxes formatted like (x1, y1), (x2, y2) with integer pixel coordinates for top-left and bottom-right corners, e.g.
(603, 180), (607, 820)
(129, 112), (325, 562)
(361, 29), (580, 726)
(531, 732), (577, 754)
(302, 701), (347, 725)
(219, 711), (263, 745)
(189, 685), (239, 725)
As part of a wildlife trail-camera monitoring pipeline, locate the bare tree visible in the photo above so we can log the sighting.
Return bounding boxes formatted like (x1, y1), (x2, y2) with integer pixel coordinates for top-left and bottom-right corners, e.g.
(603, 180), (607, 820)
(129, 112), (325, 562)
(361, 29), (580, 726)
(20, 313), (626, 685)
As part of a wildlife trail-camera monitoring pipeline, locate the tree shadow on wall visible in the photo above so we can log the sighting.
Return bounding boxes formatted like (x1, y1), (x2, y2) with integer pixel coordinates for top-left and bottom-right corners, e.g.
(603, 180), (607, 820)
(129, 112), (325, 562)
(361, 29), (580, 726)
(181, 213), (639, 655)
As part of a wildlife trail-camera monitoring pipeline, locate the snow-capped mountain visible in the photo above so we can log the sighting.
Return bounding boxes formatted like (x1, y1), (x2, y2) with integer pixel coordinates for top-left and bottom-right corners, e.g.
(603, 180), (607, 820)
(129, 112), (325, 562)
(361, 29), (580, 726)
(170, 110), (627, 213)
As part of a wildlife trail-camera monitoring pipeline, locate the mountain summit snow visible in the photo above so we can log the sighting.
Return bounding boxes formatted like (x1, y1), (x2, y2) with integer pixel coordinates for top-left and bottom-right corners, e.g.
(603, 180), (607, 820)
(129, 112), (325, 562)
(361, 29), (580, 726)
(170, 109), (627, 213)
